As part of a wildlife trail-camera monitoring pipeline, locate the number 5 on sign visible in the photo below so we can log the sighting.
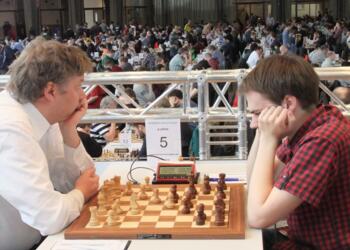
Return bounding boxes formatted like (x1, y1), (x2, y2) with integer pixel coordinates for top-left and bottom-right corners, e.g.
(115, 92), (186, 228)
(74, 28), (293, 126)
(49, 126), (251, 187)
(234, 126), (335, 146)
(145, 119), (182, 168)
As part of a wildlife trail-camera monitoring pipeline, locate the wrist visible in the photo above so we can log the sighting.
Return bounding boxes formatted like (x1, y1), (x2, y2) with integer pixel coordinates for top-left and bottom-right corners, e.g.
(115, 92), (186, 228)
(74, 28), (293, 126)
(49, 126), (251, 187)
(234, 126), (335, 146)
(260, 133), (279, 146)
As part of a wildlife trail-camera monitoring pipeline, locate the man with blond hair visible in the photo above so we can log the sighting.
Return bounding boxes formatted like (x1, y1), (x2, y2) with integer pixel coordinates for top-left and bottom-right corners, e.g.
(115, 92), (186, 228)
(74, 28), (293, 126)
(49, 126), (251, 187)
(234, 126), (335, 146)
(0, 37), (99, 250)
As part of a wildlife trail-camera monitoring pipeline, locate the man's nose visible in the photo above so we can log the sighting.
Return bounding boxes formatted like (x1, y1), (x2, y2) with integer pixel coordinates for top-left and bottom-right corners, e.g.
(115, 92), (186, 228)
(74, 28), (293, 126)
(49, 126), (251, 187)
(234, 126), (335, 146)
(250, 116), (258, 129)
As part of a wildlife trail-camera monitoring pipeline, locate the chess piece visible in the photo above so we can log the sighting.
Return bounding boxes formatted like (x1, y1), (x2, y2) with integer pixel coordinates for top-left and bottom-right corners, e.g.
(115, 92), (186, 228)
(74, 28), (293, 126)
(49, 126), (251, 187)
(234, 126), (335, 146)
(112, 199), (124, 214)
(202, 175), (211, 195)
(97, 204), (108, 216)
(164, 191), (175, 209)
(196, 203), (207, 225)
(87, 206), (100, 226)
(97, 191), (106, 207)
(138, 184), (149, 200)
(170, 185), (179, 203)
(181, 192), (192, 214)
(184, 190), (194, 208)
(216, 184), (226, 199)
(218, 173), (227, 190)
(150, 188), (162, 204)
(214, 192), (226, 210)
(188, 182), (198, 199)
(124, 181), (133, 196)
(130, 192), (140, 215)
(215, 205), (225, 226)
(144, 176), (152, 191)
(106, 210), (120, 226)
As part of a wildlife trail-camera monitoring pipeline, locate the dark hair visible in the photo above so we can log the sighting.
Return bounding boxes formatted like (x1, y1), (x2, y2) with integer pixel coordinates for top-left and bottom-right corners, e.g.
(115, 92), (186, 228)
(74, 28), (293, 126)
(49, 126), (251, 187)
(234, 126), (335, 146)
(168, 89), (183, 99)
(239, 55), (319, 109)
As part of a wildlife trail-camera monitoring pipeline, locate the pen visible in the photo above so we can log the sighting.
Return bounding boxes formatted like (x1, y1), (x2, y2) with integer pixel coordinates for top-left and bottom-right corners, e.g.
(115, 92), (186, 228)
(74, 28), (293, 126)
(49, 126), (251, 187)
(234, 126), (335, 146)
(124, 240), (132, 250)
(209, 177), (244, 182)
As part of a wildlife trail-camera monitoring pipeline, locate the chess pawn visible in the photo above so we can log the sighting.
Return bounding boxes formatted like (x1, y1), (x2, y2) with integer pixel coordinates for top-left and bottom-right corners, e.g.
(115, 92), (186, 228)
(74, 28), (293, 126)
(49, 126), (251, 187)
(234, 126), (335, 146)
(218, 173), (227, 190)
(215, 205), (225, 226)
(124, 181), (133, 196)
(112, 199), (124, 214)
(216, 185), (226, 199)
(164, 192), (175, 209)
(214, 192), (226, 210)
(138, 184), (149, 200)
(87, 206), (100, 226)
(144, 176), (152, 191)
(196, 203), (207, 225)
(130, 192), (140, 215)
(170, 185), (179, 203)
(202, 175), (211, 195)
(181, 195), (192, 214)
(106, 210), (120, 226)
(150, 188), (162, 204)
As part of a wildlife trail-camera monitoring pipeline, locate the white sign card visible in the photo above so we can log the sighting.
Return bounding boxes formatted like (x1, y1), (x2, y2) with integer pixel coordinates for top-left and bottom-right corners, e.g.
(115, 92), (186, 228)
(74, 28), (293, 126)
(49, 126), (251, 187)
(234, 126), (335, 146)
(119, 128), (132, 147)
(145, 119), (182, 169)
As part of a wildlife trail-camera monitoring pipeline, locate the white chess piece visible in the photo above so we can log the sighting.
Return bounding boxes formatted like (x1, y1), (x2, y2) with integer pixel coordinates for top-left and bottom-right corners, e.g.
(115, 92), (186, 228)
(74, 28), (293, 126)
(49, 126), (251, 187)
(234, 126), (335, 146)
(130, 192), (140, 215)
(150, 188), (162, 204)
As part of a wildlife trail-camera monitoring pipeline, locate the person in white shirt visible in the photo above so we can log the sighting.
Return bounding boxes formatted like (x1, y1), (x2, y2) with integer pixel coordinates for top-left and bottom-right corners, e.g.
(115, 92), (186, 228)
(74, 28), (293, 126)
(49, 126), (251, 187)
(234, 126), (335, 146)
(247, 45), (264, 69)
(0, 37), (99, 250)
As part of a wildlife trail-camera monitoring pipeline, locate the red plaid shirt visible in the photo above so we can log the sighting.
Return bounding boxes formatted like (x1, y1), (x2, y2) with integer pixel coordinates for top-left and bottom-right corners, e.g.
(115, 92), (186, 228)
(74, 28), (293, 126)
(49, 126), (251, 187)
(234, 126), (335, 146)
(273, 105), (350, 250)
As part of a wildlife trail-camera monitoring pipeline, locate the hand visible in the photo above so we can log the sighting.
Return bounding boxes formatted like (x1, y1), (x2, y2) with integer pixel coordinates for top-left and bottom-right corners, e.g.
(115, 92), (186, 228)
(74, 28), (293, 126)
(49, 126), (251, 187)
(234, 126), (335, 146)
(75, 167), (99, 202)
(258, 106), (296, 142)
(60, 96), (88, 130)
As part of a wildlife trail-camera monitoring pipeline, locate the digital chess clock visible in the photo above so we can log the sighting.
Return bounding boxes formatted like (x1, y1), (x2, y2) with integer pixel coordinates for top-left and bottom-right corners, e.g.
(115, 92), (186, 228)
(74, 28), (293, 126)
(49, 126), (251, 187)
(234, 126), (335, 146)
(155, 161), (197, 184)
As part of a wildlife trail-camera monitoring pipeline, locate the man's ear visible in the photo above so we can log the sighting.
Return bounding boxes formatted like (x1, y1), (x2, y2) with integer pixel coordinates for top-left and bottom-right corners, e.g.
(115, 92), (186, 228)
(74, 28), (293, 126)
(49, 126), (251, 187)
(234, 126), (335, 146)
(282, 95), (298, 111)
(42, 82), (57, 102)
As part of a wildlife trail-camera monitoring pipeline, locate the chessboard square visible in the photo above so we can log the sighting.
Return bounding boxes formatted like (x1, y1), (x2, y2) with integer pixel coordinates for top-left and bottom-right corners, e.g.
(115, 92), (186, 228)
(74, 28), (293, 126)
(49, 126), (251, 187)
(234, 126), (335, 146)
(205, 211), (213, 216)
(198, 195), (213, 200)
(138, 222), (157, 228)
(145, 205), (163, 211)
(138, 201), (148, 206)
(160, 210), (178, 216)
(158, 216), (176, 221)
(174, 221), (192, 227)
(120, 222), (140, 228)
(191, 221), (210, 228)
(120, 206), (129, 211)
(124, 216), (142, 222)
(119, 197), (130, 202)
(140, 216), (159, 222)
(200, 200), (213, 206)
(175, 215), (194, 222)
(143, 210), (161, 216)
(155, 221), (175, 228)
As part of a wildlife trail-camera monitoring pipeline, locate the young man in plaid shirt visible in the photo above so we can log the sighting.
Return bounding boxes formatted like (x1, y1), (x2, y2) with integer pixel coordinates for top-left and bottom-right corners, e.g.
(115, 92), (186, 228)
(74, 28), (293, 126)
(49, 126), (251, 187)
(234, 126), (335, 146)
(240, 55), (350, 250)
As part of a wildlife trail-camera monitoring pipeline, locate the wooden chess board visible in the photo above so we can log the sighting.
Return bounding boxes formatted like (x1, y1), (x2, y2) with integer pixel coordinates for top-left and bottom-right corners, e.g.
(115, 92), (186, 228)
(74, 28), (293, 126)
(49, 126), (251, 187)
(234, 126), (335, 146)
(65, 183), (245, 239)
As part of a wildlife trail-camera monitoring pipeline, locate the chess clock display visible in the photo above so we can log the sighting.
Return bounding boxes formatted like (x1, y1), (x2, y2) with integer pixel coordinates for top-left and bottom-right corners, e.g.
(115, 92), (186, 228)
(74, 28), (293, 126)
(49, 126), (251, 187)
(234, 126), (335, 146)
(155, 161), (197, 184)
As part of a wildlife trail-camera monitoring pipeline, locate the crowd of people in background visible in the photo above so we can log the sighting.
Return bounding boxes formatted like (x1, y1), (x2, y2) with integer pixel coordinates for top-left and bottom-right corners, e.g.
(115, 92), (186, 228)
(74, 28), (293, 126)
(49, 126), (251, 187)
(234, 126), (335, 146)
(1, 11), (350, 157)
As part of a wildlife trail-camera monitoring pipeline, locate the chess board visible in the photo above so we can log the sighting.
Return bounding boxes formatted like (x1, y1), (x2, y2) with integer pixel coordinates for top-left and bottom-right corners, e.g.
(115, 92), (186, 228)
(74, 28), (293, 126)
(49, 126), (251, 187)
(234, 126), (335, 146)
(65, 183), (245, 239)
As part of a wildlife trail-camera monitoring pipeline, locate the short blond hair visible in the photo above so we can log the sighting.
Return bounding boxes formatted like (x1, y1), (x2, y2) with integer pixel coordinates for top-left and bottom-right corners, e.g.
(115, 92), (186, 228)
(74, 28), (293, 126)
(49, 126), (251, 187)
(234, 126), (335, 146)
(7, 37), (92, 103)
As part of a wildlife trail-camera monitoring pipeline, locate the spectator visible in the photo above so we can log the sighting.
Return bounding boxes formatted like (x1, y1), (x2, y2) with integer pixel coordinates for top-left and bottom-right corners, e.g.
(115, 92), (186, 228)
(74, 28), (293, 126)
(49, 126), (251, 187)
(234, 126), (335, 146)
(77, 124), (102, 157)
(90, 96), (117, 147)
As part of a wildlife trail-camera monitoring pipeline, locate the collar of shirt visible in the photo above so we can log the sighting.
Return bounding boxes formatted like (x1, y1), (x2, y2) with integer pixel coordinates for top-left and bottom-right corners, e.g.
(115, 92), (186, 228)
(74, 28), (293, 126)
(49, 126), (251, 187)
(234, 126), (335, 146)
(22, 102), (50, 141)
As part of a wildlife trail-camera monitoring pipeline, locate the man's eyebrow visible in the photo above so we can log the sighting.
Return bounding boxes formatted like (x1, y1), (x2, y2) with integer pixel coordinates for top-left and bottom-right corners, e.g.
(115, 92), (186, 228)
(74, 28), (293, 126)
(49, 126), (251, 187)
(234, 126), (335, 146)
(247, 109), (262, 114)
